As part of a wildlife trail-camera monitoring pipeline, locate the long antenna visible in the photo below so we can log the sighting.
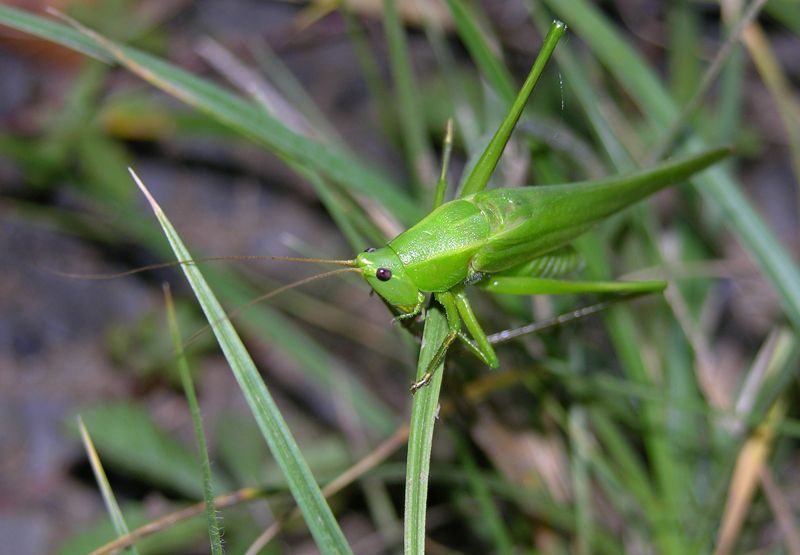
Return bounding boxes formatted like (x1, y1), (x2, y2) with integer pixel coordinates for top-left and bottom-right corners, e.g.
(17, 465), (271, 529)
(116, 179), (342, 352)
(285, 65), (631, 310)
(270, 256), (355, 267)
(181, 266), (362, 349)
(44, 254), (356, 280)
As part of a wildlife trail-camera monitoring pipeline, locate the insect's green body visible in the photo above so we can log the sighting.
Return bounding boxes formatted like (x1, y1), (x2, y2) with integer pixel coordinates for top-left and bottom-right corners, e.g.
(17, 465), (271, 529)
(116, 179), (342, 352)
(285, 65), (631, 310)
(355, 148), (729, 391)
(349, 22), (730, 392)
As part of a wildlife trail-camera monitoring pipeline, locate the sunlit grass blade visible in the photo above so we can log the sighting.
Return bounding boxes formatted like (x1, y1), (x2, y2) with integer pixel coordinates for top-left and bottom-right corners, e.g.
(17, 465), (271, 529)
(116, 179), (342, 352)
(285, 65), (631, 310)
(716, 397), (787, 555)
(739, 22), (800, 187)
(0, 6), (419, 224)
(404, 305), (448, 554)
(163, 285), (223, 555)
(128, 169), (353, 554)
(78, 416), (141, 555)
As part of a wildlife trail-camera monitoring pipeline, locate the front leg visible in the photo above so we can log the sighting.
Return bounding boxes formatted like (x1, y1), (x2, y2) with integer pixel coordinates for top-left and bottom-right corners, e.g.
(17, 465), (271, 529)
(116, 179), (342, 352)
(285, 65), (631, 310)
(409, 291), (461, 394)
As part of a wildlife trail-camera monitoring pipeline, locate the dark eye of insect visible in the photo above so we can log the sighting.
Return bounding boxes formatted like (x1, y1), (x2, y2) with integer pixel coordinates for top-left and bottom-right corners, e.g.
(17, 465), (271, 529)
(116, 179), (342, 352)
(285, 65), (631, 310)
(376, 268), (392, 281)
(364, 247), (376, 253)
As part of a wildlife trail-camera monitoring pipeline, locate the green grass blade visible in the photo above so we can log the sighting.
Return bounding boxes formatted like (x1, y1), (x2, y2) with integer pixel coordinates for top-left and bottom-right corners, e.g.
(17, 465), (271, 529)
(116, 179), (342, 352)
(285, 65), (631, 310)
(77, 416), (141, 555)
(404, 305), (448, 555)
(163, 285), (223, 555)
(569, 407), (593, 555)
(578, 235), (687, 555)
(0, 6), (419, 224)
(129, 170), (353, 554)
(459, 20), (566, 197)
(541, 0), (800, 330)
(79, 403), (230, 498)
(454, 431), (515, 554)
(383, 0), (435, 197)
(0, 5), (110, 61)
(445, 0), (515, 102)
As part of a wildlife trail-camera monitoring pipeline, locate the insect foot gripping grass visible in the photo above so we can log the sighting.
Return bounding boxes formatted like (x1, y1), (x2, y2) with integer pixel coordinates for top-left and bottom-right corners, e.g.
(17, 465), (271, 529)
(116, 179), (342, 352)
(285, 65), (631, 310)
(272, 23), (732, 394)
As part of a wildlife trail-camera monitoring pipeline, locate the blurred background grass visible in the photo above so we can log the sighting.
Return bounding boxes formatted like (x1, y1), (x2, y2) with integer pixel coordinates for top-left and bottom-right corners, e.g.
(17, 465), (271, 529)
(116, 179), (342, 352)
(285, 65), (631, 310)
(0, 0), (799, 553)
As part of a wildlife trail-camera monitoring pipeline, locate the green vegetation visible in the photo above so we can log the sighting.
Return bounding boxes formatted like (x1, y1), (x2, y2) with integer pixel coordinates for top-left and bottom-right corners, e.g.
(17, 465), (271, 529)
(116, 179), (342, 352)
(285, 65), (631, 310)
(1, 2), (798, 553)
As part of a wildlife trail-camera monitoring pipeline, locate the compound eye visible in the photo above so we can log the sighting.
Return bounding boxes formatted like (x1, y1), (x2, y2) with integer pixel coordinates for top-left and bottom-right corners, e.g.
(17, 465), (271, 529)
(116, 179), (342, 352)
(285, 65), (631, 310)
(364, 247), (376, 253)
(376, 268), (392, 282)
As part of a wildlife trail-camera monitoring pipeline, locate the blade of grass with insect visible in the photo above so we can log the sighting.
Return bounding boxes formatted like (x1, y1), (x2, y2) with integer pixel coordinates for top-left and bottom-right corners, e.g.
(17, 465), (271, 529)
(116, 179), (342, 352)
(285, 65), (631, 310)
(402, 20), (567, 554)
(403, 304), (448, 554)
(0, 6), (420, 225)
(540, 0), (800, 331)
(77, 417), (141, 555)
(163, 285), (223, 555)
(385, 461), (625, 555)
(128, 169), (353, 554)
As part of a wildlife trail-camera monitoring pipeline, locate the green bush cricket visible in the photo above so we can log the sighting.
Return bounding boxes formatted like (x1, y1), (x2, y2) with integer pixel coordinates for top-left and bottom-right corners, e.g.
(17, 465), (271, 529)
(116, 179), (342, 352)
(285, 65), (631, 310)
(272, 22), (730, 392)
(65, 20), (729, 394)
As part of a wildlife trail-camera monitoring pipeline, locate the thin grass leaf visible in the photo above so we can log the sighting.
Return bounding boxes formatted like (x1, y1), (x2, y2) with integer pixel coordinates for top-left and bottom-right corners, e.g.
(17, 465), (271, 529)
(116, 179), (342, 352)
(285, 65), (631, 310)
(0, 6), (420, 224)
(339, 2), (394, 135)
(128, 169), (353, 554)
(78, 416), (141, 555)
(445, 0), (515, 102)
(248, 39), (345, 146)
(383, 0), (436, 196)
(569, 407), (593, 555)
(578, 235), (688, 555)
(163, 285), (223, 555)
(453, 431), (514, 554)
(716, 397), (788, 555)
(668, 1), (703, 105)
(404, 305), (448, 555)
(717, 3), (746, 145)
(0, 5), (110, 61)
(740, 22), (800, 187)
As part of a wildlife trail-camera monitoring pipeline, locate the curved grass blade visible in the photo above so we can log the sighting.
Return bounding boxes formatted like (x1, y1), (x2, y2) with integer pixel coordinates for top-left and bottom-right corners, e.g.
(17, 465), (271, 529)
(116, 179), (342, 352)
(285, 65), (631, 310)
(128, 169), (353, 554)
(0, 6), (419, 225)
(163, 285), (223, 555)
(0, 5), (110, 61)
(78, 416), (141, 555)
